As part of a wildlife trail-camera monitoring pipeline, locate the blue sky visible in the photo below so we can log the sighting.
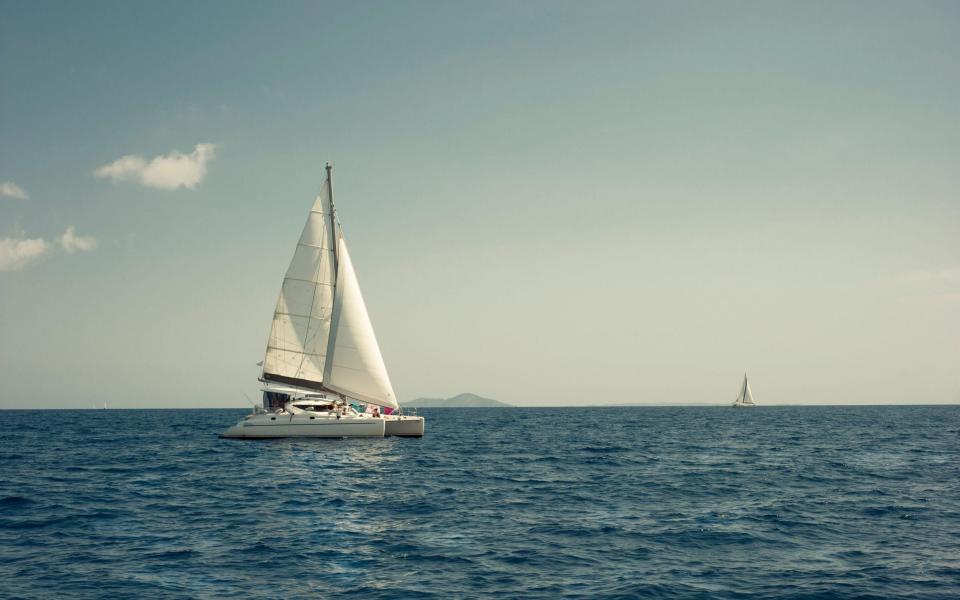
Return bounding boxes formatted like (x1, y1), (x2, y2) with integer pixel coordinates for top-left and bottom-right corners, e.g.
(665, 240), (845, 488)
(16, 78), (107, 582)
(1, 1), (958, 407)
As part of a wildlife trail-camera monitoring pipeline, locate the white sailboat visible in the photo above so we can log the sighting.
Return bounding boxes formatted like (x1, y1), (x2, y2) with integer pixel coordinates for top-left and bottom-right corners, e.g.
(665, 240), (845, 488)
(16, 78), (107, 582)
(222, 164), (424, 438)
(732, 373), (756, 408)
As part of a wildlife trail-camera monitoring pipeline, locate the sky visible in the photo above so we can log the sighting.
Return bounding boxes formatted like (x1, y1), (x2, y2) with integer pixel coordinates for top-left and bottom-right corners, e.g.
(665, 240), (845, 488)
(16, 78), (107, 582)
(1, 1), (958, 408)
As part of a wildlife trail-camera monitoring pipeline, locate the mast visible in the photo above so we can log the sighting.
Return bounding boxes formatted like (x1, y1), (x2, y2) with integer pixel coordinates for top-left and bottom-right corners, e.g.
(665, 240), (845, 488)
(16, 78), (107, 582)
(326, 162), (340, 271)
(323, 161), (345, 398)
(323, 162), (343, 390)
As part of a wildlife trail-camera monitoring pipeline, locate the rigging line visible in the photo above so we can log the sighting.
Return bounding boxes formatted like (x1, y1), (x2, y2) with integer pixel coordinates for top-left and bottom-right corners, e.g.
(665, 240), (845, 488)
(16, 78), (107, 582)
(291, 241), (335, 250)
(263, 347), (328, 357)
(281, 277), (333, 286)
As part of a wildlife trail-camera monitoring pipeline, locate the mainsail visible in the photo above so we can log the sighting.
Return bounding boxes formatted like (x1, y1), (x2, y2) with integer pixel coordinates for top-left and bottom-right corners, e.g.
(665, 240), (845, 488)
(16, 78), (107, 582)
(261, 165), (398, 409)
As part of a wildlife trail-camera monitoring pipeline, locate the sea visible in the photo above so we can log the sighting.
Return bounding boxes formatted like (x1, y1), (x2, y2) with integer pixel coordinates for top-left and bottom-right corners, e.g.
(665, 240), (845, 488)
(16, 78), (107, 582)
(1, 406), (958, 599)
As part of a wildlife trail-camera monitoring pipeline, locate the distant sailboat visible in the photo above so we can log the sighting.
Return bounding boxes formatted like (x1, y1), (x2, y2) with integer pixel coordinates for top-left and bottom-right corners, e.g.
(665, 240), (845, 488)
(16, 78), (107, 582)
(732, 373), (756, 408)
(222, 164), (424, 438)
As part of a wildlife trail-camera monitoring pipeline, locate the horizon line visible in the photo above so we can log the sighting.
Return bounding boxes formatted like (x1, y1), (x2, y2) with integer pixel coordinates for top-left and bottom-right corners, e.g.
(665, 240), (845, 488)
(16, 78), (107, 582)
(2, 403), (958, 411)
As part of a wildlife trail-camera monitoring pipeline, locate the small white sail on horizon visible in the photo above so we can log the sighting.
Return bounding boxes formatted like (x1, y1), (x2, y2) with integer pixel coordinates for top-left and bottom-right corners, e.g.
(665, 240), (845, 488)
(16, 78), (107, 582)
(733, 373), (756, 407)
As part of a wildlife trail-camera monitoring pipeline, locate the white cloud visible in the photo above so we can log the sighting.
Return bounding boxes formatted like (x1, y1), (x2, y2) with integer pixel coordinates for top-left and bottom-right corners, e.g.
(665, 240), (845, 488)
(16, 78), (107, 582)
(58, 226), (98, 254)
(0, 226), (97, 272)
(94, 155), (147, 182)
(0, 235), (50, 271)
(94, 143), (217, 190)
(0, 181), (28, 200)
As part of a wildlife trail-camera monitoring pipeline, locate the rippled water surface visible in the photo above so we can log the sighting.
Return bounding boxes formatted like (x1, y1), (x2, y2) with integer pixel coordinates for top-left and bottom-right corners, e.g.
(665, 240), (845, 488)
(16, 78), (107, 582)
(1, 406), (959, 599)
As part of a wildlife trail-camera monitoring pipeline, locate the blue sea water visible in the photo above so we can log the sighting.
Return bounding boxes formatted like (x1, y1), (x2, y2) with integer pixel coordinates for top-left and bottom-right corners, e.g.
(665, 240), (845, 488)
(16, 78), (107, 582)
(1, 406), (958, 599)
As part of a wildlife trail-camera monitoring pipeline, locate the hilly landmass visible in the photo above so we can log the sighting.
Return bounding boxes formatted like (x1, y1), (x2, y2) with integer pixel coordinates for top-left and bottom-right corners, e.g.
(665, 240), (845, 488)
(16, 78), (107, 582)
(402, 393), (510, 408)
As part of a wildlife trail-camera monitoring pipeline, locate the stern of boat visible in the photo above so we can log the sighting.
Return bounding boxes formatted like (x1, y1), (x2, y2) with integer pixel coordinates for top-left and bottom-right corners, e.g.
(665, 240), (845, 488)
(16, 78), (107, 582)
(384, 415), (425, 437)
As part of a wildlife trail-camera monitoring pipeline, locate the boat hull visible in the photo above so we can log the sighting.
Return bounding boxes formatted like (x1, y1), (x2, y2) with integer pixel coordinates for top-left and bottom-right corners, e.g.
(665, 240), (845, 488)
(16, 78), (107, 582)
(221, 414), (385, 438)
(384, 415), (424, 437)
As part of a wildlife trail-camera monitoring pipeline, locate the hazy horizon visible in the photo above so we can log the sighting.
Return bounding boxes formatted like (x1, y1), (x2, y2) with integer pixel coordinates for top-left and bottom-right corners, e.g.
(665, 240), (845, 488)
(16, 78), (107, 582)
(2, 401), (958, 410)
(2, 1), (958, 408)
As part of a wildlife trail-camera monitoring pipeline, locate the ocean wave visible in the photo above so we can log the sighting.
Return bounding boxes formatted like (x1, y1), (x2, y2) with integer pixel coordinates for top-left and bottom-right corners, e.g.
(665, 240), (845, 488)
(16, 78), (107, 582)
(0, 406), (957, 598)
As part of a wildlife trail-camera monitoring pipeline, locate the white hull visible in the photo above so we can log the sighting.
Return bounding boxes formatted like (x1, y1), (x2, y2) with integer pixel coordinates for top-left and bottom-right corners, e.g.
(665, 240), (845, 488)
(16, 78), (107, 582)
(384, 415), (424, 437)
(222, 413), (385, 438)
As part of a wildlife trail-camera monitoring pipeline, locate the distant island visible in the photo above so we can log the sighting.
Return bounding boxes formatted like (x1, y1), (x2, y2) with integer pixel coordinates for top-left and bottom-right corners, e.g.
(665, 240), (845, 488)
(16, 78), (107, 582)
(402, 393), (511, 408)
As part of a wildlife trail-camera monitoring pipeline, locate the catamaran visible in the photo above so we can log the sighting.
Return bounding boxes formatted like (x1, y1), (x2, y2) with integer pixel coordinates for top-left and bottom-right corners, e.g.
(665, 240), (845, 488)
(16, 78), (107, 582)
(732, 373), (756, 408)
(222, 164), (424, 438)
